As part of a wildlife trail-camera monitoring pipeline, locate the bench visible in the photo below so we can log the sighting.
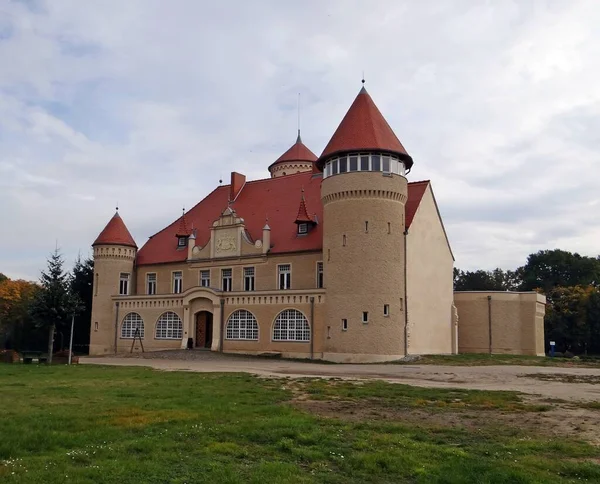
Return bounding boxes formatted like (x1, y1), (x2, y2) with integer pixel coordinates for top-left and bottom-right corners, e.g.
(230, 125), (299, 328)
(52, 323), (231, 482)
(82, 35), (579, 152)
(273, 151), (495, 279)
(22, 351), (48, 364)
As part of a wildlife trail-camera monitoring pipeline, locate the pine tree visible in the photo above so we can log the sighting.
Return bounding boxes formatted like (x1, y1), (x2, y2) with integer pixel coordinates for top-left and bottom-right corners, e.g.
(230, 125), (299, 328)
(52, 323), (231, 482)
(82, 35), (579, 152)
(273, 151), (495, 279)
(30, 249), (76, 363)
(70, 255), (94, 354)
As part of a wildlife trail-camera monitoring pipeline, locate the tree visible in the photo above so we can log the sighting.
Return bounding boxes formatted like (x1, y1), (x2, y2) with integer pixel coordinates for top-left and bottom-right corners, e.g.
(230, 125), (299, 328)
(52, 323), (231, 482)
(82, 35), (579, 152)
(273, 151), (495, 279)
(30, 250), (77, 364)
(0, 273), (7, 284)
(454, 268), (521, 291)
(520, 249), (600, 293)
(70, 256), (94, 354)
(0, 278), (40, 350)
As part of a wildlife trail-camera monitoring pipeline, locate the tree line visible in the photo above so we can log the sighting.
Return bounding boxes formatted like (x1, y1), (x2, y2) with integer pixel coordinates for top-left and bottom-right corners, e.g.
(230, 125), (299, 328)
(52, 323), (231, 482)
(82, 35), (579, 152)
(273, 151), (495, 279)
(454, 249), (600, 355)
(0, 250), (93, 363)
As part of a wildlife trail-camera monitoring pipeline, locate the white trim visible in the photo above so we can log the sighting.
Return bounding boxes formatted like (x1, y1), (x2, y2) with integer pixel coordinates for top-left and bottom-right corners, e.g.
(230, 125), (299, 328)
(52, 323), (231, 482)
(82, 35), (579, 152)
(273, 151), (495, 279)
(277, 263), (292, 290)
(171, 270), (183, 294)
(146, 272), (157, 295)
(243, 266), (255, 292)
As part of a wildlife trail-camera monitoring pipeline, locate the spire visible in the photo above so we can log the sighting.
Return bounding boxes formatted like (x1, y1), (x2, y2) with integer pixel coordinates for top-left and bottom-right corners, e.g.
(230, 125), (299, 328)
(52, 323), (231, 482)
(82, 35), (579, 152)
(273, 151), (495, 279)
(268, 133), (318, 174)
(93, 211), (137, 248)
(316, 85), (413, 170)
(295, 187), (315, 224)
(175, 208), (191, 237)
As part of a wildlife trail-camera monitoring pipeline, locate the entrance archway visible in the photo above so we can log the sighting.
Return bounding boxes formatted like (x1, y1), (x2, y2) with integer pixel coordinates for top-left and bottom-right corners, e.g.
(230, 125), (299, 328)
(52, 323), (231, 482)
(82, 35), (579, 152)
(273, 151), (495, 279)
(195, 311), (213, 349)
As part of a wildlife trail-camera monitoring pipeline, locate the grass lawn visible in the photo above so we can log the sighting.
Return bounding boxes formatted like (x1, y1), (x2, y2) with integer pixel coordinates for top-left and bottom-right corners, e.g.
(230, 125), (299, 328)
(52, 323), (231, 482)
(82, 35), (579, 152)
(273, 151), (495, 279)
(407, 353), (600, 368)
(1, 365), (599, 483)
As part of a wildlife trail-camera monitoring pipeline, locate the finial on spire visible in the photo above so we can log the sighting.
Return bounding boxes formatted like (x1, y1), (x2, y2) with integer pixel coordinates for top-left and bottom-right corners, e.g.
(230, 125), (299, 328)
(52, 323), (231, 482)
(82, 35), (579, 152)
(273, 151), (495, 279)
(362, 70), (365, 84)
(116, 202), (119, 212)
(297, 93), (302, 143)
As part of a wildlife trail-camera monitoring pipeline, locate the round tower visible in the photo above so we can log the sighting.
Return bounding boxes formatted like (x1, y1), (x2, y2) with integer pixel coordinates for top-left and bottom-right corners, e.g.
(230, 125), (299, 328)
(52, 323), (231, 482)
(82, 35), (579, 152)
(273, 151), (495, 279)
(317, 86), (414, 363)
(89, 211), (137, 355)
(268, 131), (318, 178)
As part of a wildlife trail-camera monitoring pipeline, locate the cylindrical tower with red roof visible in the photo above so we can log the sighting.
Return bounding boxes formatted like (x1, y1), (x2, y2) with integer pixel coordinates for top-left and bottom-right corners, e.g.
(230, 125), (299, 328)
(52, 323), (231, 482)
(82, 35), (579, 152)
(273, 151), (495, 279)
(89, 211), (137, 355)
(317, 86), (414, 362)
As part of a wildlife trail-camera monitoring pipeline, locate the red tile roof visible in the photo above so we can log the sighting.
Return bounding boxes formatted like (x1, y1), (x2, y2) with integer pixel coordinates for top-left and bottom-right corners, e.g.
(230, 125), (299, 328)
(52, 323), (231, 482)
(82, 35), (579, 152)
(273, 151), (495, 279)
(268, 132), (318, 172)
(294, 189), (316, 224)
(175, 211), (191, 237)
(93, 212), (137, 248)
(135, 173), (429, 265)
(317, 86), (413, 170)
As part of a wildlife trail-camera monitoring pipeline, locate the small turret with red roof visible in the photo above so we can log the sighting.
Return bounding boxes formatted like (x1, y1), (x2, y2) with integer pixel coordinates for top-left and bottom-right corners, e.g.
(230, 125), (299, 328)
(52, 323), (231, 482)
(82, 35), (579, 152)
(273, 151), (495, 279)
(268, 131), (318, 178)
(93, 210), (137, 248)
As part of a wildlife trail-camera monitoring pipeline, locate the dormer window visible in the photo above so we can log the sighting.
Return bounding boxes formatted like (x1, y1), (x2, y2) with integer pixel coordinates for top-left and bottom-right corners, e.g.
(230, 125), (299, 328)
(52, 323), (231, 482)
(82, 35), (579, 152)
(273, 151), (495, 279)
(298, 223), (308, 235)
(178, 236), (187, 247)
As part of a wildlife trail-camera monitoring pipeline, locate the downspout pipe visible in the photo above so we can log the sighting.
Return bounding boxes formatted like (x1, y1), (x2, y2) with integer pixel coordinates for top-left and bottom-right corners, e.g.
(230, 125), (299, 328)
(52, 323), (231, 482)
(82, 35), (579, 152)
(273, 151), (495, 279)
(219, 298), (225, 353)
(403, 228), (409, 356)
(310, 297), (315, 360)
(487, 295), (492, 355)
(114, 301), (120, 355)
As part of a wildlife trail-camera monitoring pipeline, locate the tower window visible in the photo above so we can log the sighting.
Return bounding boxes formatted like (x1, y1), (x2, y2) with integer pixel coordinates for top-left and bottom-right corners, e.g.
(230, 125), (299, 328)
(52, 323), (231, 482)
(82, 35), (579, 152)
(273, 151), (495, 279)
(95, 273), (99, 296)
(316, 262), (324, 289)
(119, 273), (130, 295)
(298, 223), (308, 234)
(362, 311), (369, 324)
(332, 159), (339, 175)
(382, 156), (391, 174)
(339, 156), (348, 173)
(244, 267), (255, 291)
(388, 222), (391, 234)
(146, 273), (157, 295)
(278, 264), (291, 290)
(342, 234), (346, 246)
(349, 155), (358, 171)
(365, 221), (369, 233)
(200, 270), (210, 287)
(222, 268), (232, 292)
(172, 271), (183, 294)
(327, 249), (331, 261)
(342, 319), (348, 331)
(94, 322), (98, 331)
(360, 155), (369, 171)
(384, 304), (390, 317)
(372, 155), (381, 171)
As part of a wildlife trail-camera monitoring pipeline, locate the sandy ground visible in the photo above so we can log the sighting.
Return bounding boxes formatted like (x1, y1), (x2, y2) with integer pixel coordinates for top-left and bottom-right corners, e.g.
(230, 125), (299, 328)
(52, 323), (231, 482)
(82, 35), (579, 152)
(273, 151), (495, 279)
(81, 352), (600, 402)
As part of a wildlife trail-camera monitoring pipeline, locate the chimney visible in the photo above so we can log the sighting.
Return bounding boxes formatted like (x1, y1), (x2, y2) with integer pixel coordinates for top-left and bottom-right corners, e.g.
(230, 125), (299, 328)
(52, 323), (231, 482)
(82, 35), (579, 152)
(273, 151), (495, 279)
(230, 172), (246, 202)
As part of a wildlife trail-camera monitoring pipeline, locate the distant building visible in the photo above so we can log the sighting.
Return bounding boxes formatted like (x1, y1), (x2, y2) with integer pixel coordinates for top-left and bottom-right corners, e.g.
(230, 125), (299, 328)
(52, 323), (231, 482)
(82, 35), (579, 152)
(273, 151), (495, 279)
(90, 86), (544, 361)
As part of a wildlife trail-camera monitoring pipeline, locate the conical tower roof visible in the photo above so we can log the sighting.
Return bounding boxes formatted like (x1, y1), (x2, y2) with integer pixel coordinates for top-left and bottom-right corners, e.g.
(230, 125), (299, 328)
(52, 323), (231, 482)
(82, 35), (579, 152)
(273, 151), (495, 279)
(268, 131), (318, 172)
(316, 86), (413, 170)
(92, 211), (137, 248)
(175, 210), (191, 237)
(295, 188), (315, 224)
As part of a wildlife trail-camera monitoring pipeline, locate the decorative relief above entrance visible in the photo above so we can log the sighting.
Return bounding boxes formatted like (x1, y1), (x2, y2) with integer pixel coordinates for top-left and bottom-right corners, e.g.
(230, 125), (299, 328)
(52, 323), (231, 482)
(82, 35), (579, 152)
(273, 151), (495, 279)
(216, 236), (237, 254)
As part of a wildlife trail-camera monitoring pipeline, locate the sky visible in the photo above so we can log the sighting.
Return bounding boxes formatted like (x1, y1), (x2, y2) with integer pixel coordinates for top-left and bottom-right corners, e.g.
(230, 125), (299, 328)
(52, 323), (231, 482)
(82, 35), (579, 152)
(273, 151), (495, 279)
(1, 0), (599, 281)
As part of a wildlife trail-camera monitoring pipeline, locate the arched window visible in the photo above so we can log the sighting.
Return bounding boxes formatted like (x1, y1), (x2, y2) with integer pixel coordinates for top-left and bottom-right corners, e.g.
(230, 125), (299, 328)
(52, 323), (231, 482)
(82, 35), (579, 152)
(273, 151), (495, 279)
(226, 310), (259, 340)
(155, 311), (183, 339)
(273, 309), (310, 342)
(121, 312), (144, 339)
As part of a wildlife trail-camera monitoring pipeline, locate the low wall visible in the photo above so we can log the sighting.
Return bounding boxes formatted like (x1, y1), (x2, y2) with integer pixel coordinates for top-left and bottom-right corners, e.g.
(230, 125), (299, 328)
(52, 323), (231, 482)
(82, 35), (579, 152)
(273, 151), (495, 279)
(454, 291), (546, 356)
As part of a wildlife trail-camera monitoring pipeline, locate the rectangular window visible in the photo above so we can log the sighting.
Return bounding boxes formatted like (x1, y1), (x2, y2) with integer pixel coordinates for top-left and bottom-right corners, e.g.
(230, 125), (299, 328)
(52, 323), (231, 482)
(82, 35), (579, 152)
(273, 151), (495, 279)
(298, 223), (308, 234)
(360, 154), (370, 171)
(339, 156), (347, 173)
(372, 154), (381, 171)
(384, 304), (390, 317)
(146, 273), (156, 295)
(172, 271), (183, 294)
(222, 268), (232, 292)
(382, 156), (391, 174)
(391, 158), (399, 175)
(200, 270), (210, 287)
(349, 155), (358, 171)
(278, 264), (291, 290)
(362, 311), (369, 323)
(244, 267), (255, 291)
(316, 262), (324, 289)
(342, 319), (348, 331)
(332, 159), (339, 175)
(119, 273), (130, 295)
(178, 237), (187, 247)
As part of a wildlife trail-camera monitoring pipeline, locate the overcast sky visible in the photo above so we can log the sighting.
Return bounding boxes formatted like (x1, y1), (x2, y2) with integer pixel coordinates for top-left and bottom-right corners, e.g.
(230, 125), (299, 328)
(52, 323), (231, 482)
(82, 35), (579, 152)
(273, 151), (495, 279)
(1, 0), (599, 281)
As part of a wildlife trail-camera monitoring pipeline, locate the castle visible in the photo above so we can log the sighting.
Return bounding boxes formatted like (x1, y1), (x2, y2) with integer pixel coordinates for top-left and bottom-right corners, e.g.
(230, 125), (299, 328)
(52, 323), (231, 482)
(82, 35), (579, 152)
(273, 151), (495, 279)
(89, 85), (545, 362)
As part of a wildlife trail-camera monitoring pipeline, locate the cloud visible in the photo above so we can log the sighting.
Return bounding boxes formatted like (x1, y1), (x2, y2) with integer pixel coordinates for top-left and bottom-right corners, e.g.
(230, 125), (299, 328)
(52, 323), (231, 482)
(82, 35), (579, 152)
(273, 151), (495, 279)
(1, 0), (600, 280)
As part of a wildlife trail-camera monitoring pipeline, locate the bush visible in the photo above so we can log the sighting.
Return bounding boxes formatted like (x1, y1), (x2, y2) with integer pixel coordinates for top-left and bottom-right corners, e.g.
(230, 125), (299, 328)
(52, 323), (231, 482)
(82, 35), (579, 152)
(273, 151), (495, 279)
(563, 350), (575, 359)
(0, 350), (20, 363)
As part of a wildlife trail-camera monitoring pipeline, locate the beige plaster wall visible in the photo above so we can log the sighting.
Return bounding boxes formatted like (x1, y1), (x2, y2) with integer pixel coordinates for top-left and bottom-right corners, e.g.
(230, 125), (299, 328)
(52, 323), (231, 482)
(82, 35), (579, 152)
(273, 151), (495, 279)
(270, 162), (313, 178)
(406, 185), (455, 355)
(454, 291), (546, 356)
(321, 171), (408, 361)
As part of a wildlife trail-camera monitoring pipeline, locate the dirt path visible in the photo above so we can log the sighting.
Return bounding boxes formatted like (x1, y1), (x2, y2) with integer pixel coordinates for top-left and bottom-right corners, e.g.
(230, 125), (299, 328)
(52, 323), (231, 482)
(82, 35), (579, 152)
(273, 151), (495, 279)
(82, 354), (600, 402)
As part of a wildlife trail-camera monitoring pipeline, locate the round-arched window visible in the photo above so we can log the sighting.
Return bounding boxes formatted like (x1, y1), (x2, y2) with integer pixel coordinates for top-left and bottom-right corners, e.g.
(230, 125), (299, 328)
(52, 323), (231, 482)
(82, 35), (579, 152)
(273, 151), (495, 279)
(226, 310), (259, 340)
(121, 312), (144, 339)
(273, 309), (310, 342)
(155, 311), (183, 339)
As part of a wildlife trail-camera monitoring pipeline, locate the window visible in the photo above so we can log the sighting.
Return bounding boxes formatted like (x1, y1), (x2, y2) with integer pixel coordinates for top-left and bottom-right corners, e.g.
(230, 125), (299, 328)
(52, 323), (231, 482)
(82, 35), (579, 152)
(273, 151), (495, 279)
(226, 310), (259, 340)
(273, 309), (310, 341)
(244, 267), (255, 291)
(316, 262), (324, 289)
(372, 154), (381, 171)
(332, 159), (339, 175)
(298, 223), (308, 234)
(155, 311), (183, 339)
(382, 156), (391, 174)
(94, 321), (98, 331)
(146, 273), (156, 295)
(360, 155), (369, 171)
(222, 268), (232, 292)
(278, 264), (291, 290)
(362, 311), (369, 323)
(94, 273), (98, 296)
(342, 319), (348, 331)
(172, 271), (183, 294)
(200, 270), (210, 287)
(339, 156), (347, 173)
(119, 273), (130, 295)
(349, 155), (358, 171)
(121, 312), (144, 339)
(343, 234), (347, 246)
(323, 153), (405, 179)
(178, 237), (187, 247)
(384, 304), (390, 317)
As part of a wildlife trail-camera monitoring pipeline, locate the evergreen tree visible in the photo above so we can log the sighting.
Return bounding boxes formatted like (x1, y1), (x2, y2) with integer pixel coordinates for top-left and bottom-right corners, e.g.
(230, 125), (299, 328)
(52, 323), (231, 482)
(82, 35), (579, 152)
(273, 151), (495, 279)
(30, 249), (77, 363)
(70, 256), (94, 354)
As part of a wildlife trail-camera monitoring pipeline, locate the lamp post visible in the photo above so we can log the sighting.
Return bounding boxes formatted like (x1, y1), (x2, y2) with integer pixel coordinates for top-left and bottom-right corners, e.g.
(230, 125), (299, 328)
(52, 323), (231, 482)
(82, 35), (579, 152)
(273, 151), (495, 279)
(68, 314), (75, 365)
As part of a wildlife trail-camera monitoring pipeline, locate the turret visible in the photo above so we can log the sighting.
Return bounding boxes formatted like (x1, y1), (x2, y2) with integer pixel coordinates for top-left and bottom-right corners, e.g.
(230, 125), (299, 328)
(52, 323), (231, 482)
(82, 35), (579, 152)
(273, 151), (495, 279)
(317, 85), (414, 362)
(89, 210), (137, 355)
(268, 131), (318, 178)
